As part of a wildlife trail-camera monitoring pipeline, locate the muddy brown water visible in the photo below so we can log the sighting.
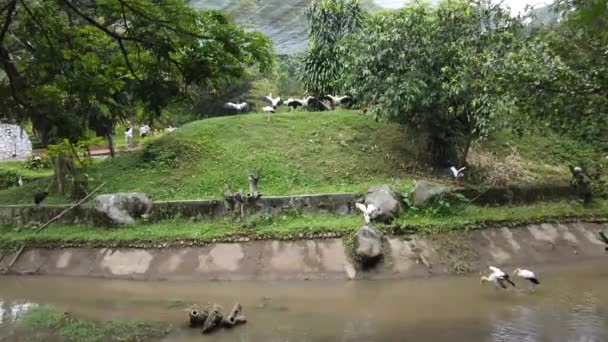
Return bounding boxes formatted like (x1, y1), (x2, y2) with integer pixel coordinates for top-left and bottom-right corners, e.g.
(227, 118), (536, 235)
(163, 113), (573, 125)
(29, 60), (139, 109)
(1, 260), (608, 341)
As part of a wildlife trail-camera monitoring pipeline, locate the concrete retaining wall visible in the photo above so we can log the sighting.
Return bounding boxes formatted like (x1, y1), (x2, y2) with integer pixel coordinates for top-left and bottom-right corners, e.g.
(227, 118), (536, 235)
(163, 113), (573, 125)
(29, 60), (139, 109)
(2, 221), (606, 281)
(0, 184), (577, 226)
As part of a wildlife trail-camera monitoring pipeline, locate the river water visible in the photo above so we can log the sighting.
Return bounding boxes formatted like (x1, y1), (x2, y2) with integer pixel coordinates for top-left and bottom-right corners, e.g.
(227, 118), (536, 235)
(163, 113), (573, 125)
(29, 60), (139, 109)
(1, 261), (608, 341)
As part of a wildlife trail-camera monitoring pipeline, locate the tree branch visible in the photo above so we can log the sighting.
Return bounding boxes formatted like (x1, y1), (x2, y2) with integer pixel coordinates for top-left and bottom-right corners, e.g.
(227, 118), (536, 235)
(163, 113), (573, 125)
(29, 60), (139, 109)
(57, 0), (141, 81)
(0, 0), (17, 46)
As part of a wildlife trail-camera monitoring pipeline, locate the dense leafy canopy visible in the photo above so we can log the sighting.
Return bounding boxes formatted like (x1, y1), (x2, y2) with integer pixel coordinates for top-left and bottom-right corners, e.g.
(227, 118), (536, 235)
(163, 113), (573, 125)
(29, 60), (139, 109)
(0, 0), (273, 144)
(505, 0), (607, 145)
(341, 0), (520, 165)
(298, 0), (363, 96)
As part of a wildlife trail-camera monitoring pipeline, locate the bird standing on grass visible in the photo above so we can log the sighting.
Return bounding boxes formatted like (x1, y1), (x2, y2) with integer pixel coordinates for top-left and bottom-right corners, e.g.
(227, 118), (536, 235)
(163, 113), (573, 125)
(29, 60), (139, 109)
(34, 190), (49, 207)
(513, 268), (540, 285)
(262, 106), (276, 121)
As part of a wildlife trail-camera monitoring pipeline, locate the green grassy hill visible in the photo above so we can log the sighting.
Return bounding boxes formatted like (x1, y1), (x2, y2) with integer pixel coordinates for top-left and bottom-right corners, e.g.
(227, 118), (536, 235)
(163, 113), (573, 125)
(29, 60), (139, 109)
(0, 110), (602, 204)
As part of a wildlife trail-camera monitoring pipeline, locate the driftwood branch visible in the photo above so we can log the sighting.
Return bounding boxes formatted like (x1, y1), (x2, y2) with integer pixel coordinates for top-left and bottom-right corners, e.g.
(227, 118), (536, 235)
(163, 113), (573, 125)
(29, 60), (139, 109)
(188, 303), (246, 334)
(189, 308), (208, 328)
(35, 182), (106, 234)
(201, 304), (224, 334)
(1, 182), (106, 274)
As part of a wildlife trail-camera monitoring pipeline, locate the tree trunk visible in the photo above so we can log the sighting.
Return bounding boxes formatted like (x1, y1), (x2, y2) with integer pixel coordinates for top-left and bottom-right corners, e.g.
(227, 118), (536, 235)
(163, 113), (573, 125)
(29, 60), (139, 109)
(55, 154), (64, 194)
(461, 131), (474, 166)
(106, 134), (115, 158)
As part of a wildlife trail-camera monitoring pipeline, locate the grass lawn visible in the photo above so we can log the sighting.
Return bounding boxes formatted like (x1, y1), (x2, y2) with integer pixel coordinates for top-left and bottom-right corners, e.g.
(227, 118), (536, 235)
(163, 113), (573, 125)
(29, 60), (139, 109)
(0, 110), (602, 205)
(1, 199), (606, 251)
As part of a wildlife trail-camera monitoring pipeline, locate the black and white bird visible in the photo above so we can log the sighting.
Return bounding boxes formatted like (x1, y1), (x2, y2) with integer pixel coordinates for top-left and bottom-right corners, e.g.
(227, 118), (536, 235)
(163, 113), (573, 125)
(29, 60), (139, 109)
(262, 106), (276, 121)
(570, 165), (583, 177)
(285, 96), (332, 112)
(223, 101), (250, 113)
(481, 271), (508, 289)
(355, 202), (380, 224)
(513, 268), (540, 285)
(34, 190), (49, 207)
(481, 266), (516, 288)
(262, 93), (283, 109)
(320, 95), (352, 109)
(450, 166), (466, 179)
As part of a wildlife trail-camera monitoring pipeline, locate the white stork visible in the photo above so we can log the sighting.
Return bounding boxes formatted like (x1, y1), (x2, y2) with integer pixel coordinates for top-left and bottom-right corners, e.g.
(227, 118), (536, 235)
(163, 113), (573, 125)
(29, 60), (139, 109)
(320, 95), (352, 109)
(262, 106), (276, 121)
(513, 268), (540, 285)
(355, 202), (380, 224)
(285, 96), (331, 112)
(17, 177), (23, 187)
(223, 101), (249, 114)
(481, 266), (516, 289)
(450, 166), (466, 180)
(262, 93), (283, 109)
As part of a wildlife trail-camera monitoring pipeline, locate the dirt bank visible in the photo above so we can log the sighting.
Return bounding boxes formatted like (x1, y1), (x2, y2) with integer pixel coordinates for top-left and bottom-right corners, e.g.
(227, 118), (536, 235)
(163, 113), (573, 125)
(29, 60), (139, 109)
(1, 221), (606, 281)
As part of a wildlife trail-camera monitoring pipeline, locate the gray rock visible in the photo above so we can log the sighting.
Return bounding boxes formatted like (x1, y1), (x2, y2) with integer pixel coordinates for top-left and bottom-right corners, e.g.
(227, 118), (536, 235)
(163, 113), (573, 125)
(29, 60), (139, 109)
(94, 192), (152, 225)
(412, 181), (449, 207)
(355, 225), (383, 261)
(363, 184), (404, 223)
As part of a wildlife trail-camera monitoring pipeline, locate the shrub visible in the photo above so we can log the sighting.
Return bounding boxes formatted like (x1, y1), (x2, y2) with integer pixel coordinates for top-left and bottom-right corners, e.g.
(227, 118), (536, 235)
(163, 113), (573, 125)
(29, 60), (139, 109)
(141, 135), (202, 167)
(24, 154), (51, 170)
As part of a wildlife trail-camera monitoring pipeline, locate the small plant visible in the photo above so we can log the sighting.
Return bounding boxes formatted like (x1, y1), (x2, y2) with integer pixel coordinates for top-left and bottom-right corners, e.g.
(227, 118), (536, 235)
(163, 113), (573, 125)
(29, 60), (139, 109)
(141, 135), (201, 167)
(24, 154), (51, 170)
(0, 169), (19, 189)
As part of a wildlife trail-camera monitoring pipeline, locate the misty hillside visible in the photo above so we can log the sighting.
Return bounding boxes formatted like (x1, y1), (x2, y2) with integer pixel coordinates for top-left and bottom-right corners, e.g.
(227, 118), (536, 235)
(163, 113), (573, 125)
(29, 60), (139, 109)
(187, 0), (400, 54)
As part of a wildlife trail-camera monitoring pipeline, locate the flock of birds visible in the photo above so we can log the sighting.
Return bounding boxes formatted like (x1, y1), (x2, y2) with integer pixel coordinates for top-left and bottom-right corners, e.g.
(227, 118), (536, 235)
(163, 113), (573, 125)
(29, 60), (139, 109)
(223, 93), (353, 118)
(481, 266), (540, 289)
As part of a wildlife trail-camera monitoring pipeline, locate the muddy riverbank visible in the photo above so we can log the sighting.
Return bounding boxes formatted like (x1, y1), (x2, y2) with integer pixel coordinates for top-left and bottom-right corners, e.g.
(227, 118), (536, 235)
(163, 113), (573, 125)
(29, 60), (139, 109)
(1, 221), (606, 281)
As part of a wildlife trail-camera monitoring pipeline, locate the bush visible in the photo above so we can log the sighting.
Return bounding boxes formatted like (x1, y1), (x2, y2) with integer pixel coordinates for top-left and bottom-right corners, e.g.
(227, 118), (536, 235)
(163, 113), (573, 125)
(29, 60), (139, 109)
(24, 154), (51, 170)
(0, 169), (19, 189)
(141, 135), (202, 167)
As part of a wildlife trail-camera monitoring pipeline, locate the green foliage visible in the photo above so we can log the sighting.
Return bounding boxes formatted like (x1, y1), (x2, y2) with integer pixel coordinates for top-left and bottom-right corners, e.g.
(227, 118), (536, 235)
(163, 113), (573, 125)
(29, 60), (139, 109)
(341, 0), (520, 165)
(504, 0), (607, 146)
(17, 305), (171, 342)
(18, 305), (64, 330)
(0, 169), (19, 189)
(0, 0), (273, 145)
(141, 135), (202, 167)
(24, 154), (52, 170)
(298, 0), (363, 96)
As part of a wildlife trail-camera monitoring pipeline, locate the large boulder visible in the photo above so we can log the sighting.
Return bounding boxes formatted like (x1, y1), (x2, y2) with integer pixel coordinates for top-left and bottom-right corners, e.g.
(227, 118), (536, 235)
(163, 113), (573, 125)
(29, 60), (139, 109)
(412, 181), (449, 208)
(355, 225), (383, 263)
(94, 192), (152, 225)
(362, 185), (404, 223)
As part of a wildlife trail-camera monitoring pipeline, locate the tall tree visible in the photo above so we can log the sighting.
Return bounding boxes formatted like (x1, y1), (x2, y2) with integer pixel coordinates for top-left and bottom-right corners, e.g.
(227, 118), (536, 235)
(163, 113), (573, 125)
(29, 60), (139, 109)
(341, 0), (520, 166)
(0, 0), (273, 146)
(505, 0), (607, 144)
(298, 0), (363, 97)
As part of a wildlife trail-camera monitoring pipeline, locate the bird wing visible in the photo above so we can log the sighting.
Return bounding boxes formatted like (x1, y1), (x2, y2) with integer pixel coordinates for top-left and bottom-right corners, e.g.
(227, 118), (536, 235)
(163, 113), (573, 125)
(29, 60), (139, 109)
(458, 167), (466, 173)
(286, 100), (302, 107)
(450, 167), (458, 176)
(355, 202), (367, 213)
(319, 95), (333, 103)
(489, 266), (502, 273)
(276, 98), (284, 106)
(262, 96), (273, 105)
(520, 270), (535, 279)
(339, 96), (352, 104)
(223, 102), (236, 109)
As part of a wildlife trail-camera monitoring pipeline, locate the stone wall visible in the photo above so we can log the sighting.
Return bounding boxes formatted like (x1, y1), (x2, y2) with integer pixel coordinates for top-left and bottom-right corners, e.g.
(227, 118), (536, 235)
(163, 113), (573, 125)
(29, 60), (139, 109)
(0, 124), (32, 161)
(2, 221), (606, 281)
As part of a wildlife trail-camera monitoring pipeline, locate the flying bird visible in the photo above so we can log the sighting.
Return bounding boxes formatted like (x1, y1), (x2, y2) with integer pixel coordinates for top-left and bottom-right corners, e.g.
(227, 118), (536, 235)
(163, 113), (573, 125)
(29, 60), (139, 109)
(513, 268), (540, 285)
(223, 101), (250, 113)
(285, 96), (331, 112)
(262, 93), (283, 109)
(450, 166), (466, 179)
(34, 190), (49, 207)
(320, 95), (352, 109)
(355, 202), (380, 224)
(489, 266), (516, 287)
